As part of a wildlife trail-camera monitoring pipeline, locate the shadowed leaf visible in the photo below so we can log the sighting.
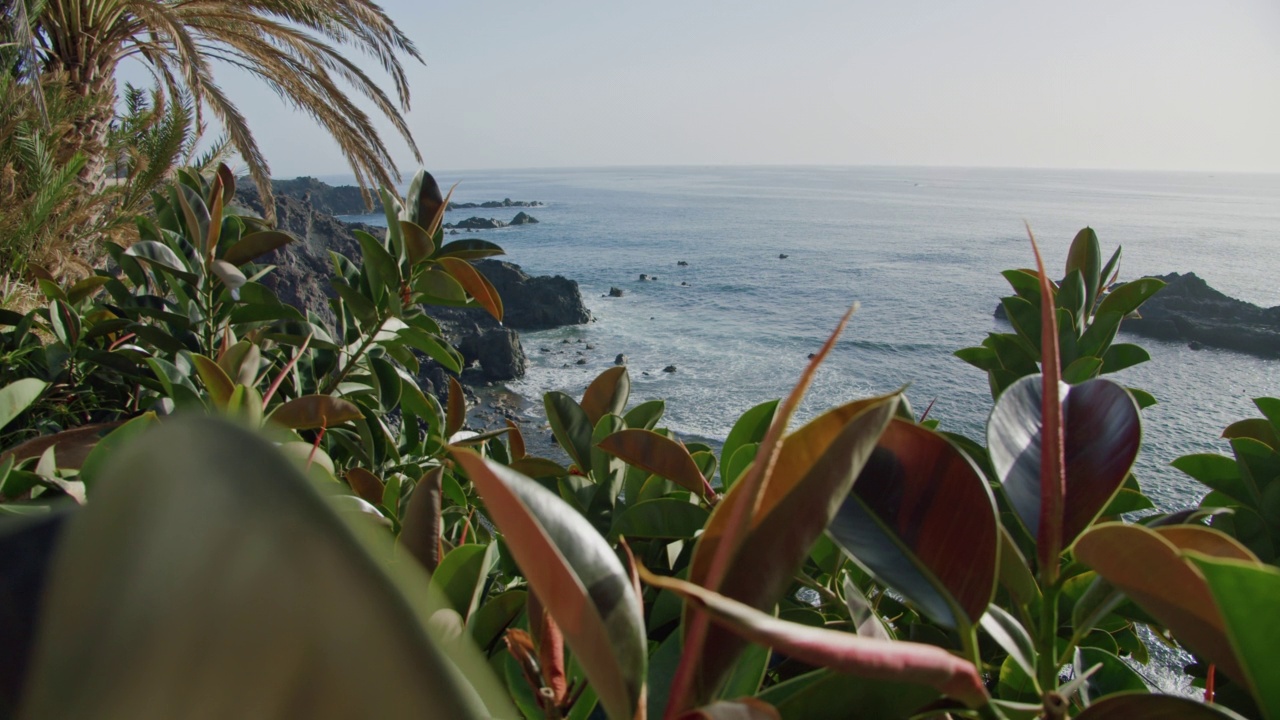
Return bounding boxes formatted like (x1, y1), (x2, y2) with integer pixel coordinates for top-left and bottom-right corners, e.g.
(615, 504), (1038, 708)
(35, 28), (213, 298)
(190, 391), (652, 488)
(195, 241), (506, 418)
(719, 400), (778, 489)
(1189, 555), (1280, 717)
(1074, 693), (1250, 719)
(345, 467), (385, 506)
(221, 231), (293, 266)
(544, 392), (594, 472)
(1073, 523), (1252, 685)
(19, 417), (507, 719)
(400, 468), (444, 573)
(451, 450), (646, 720)
(269, 395), (363, 430)
(640, 567), (988, 709)
(612, 499), (710, 540)
(447, 376), (466, 438)
(506, 420), (527, 460)
(675, 698), (780, 720)
(401, 220), (435, 266)
(829, 419), (998, 630)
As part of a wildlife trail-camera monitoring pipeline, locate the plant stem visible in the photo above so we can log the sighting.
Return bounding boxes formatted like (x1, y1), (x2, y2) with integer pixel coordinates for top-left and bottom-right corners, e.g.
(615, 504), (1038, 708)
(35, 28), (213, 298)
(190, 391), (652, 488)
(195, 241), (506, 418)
(1037, 583), (1061, 693)
(320, 314), (386, 395)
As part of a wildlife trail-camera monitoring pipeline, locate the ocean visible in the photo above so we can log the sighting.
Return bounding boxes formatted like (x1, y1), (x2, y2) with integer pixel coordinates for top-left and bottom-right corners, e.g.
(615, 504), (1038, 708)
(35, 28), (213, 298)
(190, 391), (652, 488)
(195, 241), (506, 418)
(339, 165), (1280, 512)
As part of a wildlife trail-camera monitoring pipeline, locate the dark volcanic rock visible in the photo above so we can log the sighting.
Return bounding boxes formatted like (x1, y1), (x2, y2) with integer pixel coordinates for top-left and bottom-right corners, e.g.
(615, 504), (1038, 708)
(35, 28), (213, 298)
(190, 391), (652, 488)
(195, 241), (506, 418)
(268, 176), (381, 216)
(467, 260), (593, 330)
(449, 199), (543, 210)
(1124, 272), (1280, 358)
(509, 211), (539, 225)
(448, 216), (506, 230)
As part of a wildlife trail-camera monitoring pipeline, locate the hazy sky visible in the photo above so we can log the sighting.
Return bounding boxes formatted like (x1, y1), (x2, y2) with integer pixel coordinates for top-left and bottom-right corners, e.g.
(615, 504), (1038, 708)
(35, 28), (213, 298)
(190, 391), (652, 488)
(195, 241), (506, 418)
(205, 0), (1280, 176)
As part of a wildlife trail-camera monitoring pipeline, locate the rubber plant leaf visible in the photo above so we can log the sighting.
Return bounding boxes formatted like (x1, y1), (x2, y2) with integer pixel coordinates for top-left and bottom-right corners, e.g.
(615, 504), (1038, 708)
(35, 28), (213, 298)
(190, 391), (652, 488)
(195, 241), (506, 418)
(1188, 555), (1280, 719)
(581, 366), (631, 426)
(452, 450), (647, 720)
(639, 567), (988, 709)
(268, 395), (364, 430)
(988, 375), (1140, 555)
(828, 418), (999, 630)
(597, 429), (715, 501)
(438, 257), (503, 322)
(18, 416), (507, 720)
(1073, 692), (1250, 719)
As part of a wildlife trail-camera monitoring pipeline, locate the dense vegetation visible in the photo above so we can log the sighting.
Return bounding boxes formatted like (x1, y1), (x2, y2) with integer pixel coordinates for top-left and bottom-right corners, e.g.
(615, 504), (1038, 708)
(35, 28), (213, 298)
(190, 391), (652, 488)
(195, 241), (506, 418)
(3, 166), (1280, 720)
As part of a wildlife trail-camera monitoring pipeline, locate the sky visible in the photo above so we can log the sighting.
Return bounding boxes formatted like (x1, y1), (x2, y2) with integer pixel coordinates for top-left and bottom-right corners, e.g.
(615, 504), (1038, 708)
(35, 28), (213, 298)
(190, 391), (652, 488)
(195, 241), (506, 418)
(193, 0), (1280, 176)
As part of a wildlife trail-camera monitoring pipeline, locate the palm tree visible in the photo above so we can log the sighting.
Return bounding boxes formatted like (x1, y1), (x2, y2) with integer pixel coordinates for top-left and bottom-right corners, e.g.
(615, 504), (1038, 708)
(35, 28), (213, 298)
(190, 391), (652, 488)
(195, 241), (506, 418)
(6, 0), (423, 217)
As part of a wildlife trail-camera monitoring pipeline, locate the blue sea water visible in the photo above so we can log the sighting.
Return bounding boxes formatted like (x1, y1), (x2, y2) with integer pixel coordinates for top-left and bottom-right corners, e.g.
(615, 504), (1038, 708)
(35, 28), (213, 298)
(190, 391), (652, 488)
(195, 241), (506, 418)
(341, 165), (1280, 512)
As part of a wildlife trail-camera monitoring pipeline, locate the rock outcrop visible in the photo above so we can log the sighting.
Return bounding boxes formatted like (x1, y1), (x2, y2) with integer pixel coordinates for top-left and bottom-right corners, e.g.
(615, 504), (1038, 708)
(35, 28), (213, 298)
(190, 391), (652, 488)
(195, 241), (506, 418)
(1123, 272), (1280, 358)
(268, 176), (381, 216)
(446, 216), (506, 230)
(448, 199), (543, 210)
(509, 212), (539, 225)
(232, 185), (591, 394)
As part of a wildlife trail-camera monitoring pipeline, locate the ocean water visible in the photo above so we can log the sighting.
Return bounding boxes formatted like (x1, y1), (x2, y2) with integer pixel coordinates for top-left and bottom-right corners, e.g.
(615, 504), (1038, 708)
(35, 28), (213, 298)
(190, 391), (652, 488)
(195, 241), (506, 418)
(341, 166), (1280, 511)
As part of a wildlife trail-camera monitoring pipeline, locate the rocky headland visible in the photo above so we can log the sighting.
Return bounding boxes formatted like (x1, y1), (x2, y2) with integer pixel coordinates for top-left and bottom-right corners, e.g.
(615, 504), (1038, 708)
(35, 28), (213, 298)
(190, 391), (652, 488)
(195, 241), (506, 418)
(233, 183), (591, 401)
(1123, 272), (1280, 358)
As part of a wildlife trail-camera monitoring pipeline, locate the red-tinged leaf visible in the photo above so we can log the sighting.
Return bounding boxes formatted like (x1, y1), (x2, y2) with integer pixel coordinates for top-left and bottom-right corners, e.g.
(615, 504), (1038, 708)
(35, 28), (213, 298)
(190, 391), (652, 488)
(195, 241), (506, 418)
(450, 450), (646, 720)
(400, 468), (444, 573)
(344, 467), (384, 506)
(1028, 226), (1066, 582)
(506, 419), (527, 460)
(688, 394), (899, 698)
(671, 305), (858, 714)
(0, 422), (122, 470)
(447, 376), (465, 438)
(828, 418), (998, 630)
(401, 220), (435, 266)
(1153, 525), (1258, 562)
(1074, 692), (1250, 719)
(438, 257), (503, 322)
(268, 395), (363, 430)
(527, 591), (569, 706)
(509, 457), (569, 479)
(1188, 556), (1280, 718)
(206, 176), (225, 263)
(581, 366), (631, 426)
(598, 429), (714, 500)
(639, 567), (988, 709)
(676, 698), (781, 720)
(1073, 523), (1247, 684)
(989, 375), (1140, 561)
(221, 231), (293, 266)
(192, 354), (234, 408)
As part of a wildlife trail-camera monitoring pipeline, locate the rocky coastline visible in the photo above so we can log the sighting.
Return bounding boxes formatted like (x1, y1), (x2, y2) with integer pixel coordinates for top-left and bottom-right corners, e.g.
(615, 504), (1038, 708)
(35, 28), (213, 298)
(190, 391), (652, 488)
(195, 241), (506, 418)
(233, 183), (592, 407)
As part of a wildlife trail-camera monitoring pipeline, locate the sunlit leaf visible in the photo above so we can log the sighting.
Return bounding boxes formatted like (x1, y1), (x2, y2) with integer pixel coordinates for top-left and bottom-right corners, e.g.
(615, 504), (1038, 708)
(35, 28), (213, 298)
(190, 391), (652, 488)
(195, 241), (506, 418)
(438, 257), (503, 322)
(125, 241), (197, 283)
(451, 450), (647, 720)
(1189, 555), (1280, 718)
(581, 366), (631, 426)
(192, 354), (234, 408)
(598, 429), (713, 500)
(0, 379), (47, 431)
(430, 543), (495, 622)
(989, 375), (1140, 553)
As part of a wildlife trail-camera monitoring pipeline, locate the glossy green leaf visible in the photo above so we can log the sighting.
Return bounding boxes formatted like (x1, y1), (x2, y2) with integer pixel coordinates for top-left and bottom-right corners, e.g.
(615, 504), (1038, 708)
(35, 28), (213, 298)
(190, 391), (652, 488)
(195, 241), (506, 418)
(446, 376), (466, 439)
(468, 589), (526, 653)
(269, 395), (364, 430)
(452, 450), (646, 720)
(598, 429), (712, 500)
(581, 366), (631, 426)
(1074, 692), (1250, 719)
(1062, 357), (1103, 384)
(77, 413), (158, 490)
(1065, 227), (1102, 313)
(398, 327), (464, 374)
(829, 418), (998, 630)
(333, 278), (378, 326)
(1190, 555), (1280, 718)
(430, 543), (496, 621)
(612, 499), (710, 540)
(66, 275), (110, 304)
(413, 267), (469, 303)
(436, 238), (506, 260)
(221, 230), (292, 266)
(1001, 296), (1040, 346)
(0, 379), (47, 431)
(401, 220), (435, 265)
(1073, 646), (1147, 706)
(19, 417), (506, 719)
(545, 391), (593, 471)
(355, 229), (401, 299)
(989, 375), (1141, 551)
(1223, 418), (1280, 450)
(1101, 343), (1150, 373)
(981, 605), (1037, 682)
(623, 399), (665, 430)
(640, 568), (987, 708)
(125, 240), (197, 283)
(720, 399), (778, 489)
(210, 259), (247, 294)
(1097, 277), (1165, 318)
(586, 414), (627, 534)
